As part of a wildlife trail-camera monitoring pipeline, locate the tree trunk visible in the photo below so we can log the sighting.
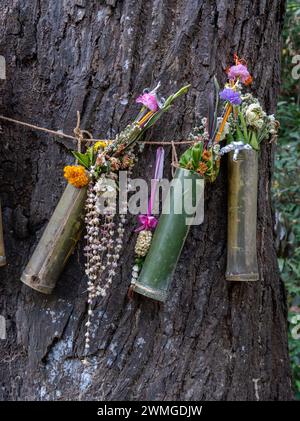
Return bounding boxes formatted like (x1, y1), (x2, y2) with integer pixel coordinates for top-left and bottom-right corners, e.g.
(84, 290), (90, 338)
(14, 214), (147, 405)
(0, 0), (293, 401)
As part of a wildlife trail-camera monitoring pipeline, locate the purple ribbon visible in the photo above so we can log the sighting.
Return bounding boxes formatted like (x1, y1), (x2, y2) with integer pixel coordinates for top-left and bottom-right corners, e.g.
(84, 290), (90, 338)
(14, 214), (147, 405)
(136, 147), (165, 232)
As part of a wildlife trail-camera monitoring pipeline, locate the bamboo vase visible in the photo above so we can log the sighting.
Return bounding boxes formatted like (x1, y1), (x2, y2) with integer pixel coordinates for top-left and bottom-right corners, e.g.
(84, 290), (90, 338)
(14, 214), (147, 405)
(21, 184), (87, 294)
(0, 202), (6, 267)
(226, 149), (259, 281)
(132, 167), (204, 302)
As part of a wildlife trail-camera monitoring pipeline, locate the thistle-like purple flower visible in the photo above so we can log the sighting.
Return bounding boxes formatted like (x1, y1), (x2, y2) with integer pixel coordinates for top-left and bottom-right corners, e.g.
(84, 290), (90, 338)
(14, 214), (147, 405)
(220, 88), (242, 105)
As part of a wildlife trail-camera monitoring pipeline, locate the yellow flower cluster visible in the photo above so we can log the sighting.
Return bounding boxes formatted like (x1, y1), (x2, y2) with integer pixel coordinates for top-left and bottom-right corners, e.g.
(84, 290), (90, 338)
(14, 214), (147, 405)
(94, 140), (111, 151)
(63, 165), (89, 188)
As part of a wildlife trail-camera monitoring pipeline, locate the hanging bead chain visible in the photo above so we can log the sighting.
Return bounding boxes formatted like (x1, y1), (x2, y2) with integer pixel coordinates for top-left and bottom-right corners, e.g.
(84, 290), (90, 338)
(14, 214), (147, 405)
(83, 175), (127, 362)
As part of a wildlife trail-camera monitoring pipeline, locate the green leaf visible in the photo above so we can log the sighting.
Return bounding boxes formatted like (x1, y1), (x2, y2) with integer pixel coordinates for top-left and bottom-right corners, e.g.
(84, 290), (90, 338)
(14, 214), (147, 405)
(179, 148), (193, 167)
(87, 146), (95, 165)
(213, 76), (220, 136)
(172, 84), (191, 100)
(162, 94), (174, 109)
(239, 111), (248, 141)
(249, 131), (259, 150)
(226, 131), (234, 144)
(213, 76), (220, 94)
(236, 125), (244, 143)
(192, 145), (201, 168)
(72, 151), (90, 169)
(161, 84), (191, 110)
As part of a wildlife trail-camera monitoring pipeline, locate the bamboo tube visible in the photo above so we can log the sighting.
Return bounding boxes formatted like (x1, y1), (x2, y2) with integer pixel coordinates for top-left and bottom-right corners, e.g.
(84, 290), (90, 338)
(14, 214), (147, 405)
(132, 168), (204, 302)
(21, 184), (87, 294)
(226, 149), (259, 281)
(0, 202), (6, 267)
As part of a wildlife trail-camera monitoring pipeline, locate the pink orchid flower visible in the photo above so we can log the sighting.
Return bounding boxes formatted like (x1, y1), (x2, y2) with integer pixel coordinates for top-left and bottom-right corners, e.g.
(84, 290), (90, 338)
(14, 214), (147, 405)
(136, 92), (159, 112)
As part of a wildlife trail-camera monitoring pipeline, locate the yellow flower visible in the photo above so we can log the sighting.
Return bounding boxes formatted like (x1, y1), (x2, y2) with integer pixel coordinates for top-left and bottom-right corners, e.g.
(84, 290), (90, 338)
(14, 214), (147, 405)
(64, 165), (89, 188)
(94, 140), (111, 151)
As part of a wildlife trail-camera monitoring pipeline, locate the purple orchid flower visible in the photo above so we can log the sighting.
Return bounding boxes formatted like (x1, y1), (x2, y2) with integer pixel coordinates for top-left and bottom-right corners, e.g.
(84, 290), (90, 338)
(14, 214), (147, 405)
(228, 64), (250, 83)
(220, 88), (242, 105)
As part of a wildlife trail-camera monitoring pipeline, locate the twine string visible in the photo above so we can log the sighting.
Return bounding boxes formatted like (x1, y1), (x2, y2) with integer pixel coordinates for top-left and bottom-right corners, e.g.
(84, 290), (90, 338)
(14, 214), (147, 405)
(0, 114), (77, 141)
(0, 113), (195, 146)
(73, 111), (93, 158)
(74, 111), (83, 158)
(0, 112), (197, 171)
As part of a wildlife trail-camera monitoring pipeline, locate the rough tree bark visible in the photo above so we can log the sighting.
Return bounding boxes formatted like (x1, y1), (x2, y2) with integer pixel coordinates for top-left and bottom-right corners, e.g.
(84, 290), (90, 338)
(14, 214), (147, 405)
(0, 0), (293, 401)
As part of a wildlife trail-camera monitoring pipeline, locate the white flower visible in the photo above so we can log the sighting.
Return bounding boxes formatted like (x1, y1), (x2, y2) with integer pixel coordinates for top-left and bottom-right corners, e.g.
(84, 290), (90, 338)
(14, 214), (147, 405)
(94, 178), (117, 198)
(245, 103), (266, 129)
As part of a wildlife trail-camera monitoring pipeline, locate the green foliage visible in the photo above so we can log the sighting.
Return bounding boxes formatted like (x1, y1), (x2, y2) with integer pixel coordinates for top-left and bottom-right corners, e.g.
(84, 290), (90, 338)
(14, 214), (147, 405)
(273, 0), (300, 399)
(72, 150), (95, 169)
(178, 141), (220, 182)
(226, 95), (276, 150)
(274, 133), (300, 400)
(179, 142), (203, 171)
(277, 101), (300, 142)
(281, 1), (300, 100)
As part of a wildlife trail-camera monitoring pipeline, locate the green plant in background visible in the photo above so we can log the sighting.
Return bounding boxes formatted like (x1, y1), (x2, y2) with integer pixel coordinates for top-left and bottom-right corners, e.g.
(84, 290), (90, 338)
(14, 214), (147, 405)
(273, 0), (300, 399)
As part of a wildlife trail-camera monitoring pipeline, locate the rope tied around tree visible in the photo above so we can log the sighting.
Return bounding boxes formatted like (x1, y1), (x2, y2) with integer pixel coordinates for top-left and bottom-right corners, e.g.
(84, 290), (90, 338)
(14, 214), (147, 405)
(73, 111), (93, 160)
(0, 112), (195, 146)
(0, 112), (196, 171)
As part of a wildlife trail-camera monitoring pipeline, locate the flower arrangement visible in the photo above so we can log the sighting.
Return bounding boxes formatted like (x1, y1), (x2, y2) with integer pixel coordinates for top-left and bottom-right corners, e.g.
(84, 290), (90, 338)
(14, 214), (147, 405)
(131, 79), (228, 301)
(21, 83), (190, 302)
(63, 83), (190, 187)
(62, 83), (190, 357)
(131, 81), (229, 300)
(132, 55), (280, 300)
(176, 69), (258, 182)
(218, 55), (278, 155)
(178, 123), (221, 182)
(178, 79), (222, 182)
(217, 55), (279, 282)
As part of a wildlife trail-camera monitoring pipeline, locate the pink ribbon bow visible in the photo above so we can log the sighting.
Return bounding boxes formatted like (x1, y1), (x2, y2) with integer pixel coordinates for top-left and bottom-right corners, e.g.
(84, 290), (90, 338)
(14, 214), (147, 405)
(135, 215), (158, 232)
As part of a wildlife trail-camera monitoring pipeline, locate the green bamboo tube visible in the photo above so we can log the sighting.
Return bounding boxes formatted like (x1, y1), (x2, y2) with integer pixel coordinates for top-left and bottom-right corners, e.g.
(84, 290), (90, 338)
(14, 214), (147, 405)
(132, 167), (204, 302)
(226, 149), (259, 281)
(0, 202), (6, 267)
(21, 183), (87, 294)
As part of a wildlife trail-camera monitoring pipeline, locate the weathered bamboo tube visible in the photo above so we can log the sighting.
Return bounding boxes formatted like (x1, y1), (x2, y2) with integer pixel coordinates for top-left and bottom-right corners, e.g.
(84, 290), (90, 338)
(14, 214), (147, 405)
(21, 184), (87, 294)
(226, 149), (259, 281)
(132, 167), (204, 302)
(0, 202), (6, 267)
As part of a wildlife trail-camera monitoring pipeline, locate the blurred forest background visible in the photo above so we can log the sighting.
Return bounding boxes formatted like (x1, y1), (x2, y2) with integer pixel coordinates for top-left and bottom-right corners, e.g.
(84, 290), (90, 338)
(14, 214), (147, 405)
(274, 0), (300, 399)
